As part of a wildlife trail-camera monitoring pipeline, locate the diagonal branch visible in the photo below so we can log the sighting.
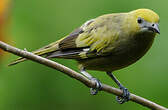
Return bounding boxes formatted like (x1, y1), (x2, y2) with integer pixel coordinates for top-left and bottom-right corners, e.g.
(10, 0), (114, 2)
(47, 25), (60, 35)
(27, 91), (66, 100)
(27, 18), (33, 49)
(0, 41), (167, 110)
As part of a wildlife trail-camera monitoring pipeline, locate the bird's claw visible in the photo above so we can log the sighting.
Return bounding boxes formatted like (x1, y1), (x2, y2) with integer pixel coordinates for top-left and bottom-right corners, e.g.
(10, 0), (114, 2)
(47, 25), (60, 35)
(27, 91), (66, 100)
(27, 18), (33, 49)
(90, 78), (102, 95)
(116, 87), (130, 104)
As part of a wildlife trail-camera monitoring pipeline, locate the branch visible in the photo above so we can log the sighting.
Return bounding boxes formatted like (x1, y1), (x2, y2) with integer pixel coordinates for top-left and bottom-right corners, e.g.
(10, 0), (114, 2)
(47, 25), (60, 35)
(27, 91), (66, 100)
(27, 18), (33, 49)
(0, 41), (167, 110)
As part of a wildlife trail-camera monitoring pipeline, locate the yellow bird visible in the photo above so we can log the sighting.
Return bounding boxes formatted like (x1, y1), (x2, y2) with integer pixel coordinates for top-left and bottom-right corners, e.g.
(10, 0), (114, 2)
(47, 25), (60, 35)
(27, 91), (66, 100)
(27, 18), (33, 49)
(9, 9), (160, 104)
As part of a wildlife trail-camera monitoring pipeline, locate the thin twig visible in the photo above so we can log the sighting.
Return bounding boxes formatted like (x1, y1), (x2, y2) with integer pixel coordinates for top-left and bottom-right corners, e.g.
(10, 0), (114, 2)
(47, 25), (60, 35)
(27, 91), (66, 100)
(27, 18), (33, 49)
(0, 41), (167, 110)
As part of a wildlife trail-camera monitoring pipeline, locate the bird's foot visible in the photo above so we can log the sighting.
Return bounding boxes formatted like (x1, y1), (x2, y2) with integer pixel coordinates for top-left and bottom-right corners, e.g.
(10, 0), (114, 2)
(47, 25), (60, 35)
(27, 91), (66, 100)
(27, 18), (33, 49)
(116, 86), (130, 104)
(90, 78), (102, 95)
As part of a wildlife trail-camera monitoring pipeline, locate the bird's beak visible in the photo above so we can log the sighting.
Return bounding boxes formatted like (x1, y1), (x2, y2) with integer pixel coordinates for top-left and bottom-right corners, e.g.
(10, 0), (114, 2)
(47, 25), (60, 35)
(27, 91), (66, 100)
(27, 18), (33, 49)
(153, 23), (160, 34)
(149, 23), (160, 34)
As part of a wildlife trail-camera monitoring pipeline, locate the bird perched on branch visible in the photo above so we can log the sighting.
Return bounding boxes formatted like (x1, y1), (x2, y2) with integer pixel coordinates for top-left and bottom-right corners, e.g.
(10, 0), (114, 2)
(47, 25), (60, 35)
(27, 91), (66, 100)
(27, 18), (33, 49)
(9, 9), (160, 104)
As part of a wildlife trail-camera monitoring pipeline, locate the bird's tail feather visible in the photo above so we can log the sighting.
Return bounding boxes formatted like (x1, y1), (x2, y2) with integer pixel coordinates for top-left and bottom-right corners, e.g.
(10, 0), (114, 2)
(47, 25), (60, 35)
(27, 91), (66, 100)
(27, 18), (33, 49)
(8, 38), (64, 66)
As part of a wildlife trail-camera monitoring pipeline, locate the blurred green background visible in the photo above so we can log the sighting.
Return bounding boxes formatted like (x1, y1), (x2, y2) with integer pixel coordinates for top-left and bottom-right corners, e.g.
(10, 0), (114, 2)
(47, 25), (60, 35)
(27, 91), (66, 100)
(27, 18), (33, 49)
(0, 0), (167, 110)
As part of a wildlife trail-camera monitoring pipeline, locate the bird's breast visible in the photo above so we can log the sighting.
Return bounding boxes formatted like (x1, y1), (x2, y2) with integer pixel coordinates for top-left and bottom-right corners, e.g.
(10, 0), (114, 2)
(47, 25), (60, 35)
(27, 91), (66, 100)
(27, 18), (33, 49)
(79, 32), (155, 72)
(112, 32), (155, 67)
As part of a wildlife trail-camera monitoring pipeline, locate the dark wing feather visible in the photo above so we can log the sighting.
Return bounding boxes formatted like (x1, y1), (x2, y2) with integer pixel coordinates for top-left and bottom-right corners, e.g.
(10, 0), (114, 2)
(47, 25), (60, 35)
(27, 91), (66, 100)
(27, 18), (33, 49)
(59, 28), (84, 50)
(47, 19), (95, 59)
(59, 19), (95, 50)
(46, 48), (85, 59)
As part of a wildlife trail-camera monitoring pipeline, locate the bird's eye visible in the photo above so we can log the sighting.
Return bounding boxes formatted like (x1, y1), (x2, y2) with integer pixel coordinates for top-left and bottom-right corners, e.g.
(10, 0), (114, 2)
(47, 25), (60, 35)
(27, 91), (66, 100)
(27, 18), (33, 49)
(137, 17), (143, 24)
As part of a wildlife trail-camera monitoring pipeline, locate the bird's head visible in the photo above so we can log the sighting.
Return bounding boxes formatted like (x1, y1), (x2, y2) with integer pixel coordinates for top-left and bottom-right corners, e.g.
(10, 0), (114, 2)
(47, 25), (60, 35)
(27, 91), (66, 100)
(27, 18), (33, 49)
(130, 9), (160, 34)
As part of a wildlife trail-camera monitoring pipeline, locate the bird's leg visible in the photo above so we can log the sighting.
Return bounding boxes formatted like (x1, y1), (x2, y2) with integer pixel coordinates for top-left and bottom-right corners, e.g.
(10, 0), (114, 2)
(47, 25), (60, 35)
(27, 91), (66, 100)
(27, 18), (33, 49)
(80, 67), (102, 95)
(106, 72), (130, 104)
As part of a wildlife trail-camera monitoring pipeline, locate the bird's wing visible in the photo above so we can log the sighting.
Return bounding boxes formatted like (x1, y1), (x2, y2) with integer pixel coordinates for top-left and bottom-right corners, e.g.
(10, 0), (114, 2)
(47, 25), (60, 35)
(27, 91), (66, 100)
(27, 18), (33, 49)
(9, 15), (120, 65)
(48, 16), (119, 59)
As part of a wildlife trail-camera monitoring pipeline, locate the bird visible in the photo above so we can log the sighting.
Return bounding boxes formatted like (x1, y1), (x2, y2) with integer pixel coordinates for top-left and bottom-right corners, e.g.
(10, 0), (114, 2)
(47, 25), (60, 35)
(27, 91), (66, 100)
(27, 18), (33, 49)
(9, 9), (160, 104)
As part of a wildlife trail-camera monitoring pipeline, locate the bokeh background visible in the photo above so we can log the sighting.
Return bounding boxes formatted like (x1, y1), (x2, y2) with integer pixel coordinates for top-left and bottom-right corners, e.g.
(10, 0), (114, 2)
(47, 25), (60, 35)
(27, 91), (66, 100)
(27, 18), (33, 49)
(0, 0), (167, 110)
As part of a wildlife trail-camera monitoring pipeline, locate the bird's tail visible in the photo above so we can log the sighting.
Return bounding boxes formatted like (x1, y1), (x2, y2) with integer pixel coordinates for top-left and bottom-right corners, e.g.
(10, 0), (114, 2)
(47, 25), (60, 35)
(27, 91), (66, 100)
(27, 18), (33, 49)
(8, 37), (65, 66)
